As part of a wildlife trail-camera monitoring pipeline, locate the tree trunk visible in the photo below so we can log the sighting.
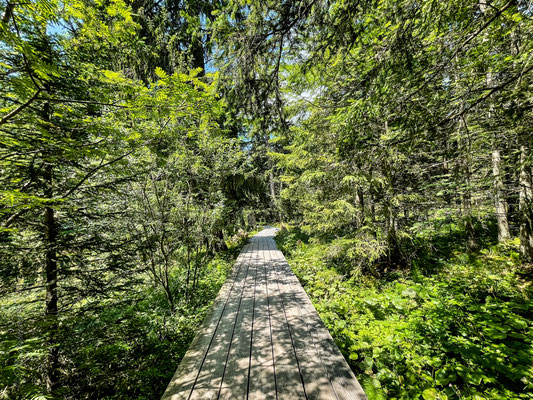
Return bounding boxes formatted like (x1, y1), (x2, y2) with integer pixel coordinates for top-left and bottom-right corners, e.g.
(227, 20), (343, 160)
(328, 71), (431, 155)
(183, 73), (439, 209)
(463, 168), (476, 251)
(369, 170), (375, 227)
(459, 122), (476, 250)
(247, 213), (257, 230)
(382, 145), (400, 264)
(44, 162), (60, 394)
(191, 37), (205, 75)
(355, 187), (364, 229)
(269, 169), (276, 208)
(162, 257), (175, 311)
(192, 247), (201, 296)
(492, 149), (511, 242)
(185, 243), (191, 301)
(41, 97), (60, 394)
(519, 146), (533, 263)
(384, 200), (400, 264)
(164, 284), (175, 311)
(213, 228), (228, 252)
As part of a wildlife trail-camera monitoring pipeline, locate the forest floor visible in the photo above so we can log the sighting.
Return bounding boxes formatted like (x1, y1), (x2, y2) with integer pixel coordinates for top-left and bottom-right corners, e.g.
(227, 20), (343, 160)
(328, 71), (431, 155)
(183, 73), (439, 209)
(275, 224), (533, 400)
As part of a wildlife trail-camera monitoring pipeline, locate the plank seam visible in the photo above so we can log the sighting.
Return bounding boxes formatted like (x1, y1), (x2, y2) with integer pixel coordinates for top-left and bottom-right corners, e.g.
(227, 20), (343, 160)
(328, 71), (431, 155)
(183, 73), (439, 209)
(187, 239), (254, 400)
(161, 242), (251, 399)
(216, 237), (256, 399)
(264, 236), (278, 400)
(245, 236), (259, 400)
(274, 250), (340, 400)
(269, 237), (309, 400)
(272, 247), (367, 400)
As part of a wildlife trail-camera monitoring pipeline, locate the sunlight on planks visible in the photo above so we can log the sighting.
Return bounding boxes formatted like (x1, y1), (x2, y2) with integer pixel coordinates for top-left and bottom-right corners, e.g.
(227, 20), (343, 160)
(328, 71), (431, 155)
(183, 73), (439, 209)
(162, 227), (367, 400)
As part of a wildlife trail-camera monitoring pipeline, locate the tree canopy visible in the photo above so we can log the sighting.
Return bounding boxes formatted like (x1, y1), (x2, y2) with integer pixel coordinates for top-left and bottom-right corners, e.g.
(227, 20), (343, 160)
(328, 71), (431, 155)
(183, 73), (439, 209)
(1, 0), (532, 399)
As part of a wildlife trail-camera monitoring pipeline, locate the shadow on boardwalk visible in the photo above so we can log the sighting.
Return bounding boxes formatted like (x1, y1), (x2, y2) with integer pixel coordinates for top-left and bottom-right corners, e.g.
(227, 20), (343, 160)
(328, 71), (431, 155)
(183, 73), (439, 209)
(162, 227), (367, 400)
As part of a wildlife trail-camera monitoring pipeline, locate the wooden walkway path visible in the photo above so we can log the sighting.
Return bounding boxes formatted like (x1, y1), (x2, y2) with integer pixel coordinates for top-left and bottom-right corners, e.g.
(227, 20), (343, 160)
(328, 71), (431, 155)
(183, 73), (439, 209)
(162, 227), (367, 400)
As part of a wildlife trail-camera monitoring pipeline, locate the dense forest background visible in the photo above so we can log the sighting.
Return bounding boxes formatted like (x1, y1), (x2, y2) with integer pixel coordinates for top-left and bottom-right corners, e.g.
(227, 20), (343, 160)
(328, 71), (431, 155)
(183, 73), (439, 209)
(1, 0), (532, 399)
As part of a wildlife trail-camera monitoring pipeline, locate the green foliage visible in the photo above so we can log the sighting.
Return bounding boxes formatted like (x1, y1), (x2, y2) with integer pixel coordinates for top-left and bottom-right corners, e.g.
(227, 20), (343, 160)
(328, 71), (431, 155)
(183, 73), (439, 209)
(0, 250), (238, 399)
(324, 235), (387, 276)
(2, 0), (533, 398)
(0, 1), (253, 398)
(277, 226), (533, 400)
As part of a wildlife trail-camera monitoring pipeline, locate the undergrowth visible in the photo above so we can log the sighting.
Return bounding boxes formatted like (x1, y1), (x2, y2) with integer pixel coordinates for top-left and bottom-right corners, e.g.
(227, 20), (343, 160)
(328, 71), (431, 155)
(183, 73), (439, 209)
(275, 225), (533, 400)
(0, 235), (249, 400)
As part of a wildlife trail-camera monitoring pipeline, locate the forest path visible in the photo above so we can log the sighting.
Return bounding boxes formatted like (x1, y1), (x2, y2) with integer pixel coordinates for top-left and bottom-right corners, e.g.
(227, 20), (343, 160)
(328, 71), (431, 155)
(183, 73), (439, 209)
(162, 226), (367, 400)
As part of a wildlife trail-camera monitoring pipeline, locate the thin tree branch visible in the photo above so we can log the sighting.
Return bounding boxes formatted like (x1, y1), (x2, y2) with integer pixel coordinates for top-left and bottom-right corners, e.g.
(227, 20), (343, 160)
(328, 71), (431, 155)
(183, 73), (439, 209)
(0, 88), (42, 125)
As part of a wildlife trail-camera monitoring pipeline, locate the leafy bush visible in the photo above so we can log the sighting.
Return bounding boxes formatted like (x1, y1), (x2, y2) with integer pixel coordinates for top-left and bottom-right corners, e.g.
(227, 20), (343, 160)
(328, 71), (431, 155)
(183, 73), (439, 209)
(324, 235), (387, 276)
(228, 229), (252, 248)
(276, 228), (533, 400)
(0, 252), (237, 400)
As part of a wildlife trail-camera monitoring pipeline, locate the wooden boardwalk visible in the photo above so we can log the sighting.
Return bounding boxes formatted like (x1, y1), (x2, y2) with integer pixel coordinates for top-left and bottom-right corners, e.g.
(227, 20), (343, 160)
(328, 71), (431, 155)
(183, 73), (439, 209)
(162, 227), (367, 400)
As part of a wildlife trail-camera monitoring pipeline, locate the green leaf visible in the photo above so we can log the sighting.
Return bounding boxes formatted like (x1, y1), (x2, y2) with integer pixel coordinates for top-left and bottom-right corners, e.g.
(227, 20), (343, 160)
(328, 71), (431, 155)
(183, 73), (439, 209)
(509, 318), (528, 330)
(484, 327), (507, 339)
(359, 376), (386, 400)
(155, 67), (167, 79)
(422, 388), (438, 400)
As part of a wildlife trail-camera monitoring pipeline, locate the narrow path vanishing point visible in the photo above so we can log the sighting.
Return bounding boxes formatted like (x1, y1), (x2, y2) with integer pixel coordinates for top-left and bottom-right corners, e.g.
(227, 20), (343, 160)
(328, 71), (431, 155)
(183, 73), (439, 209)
(162, 226), (367, 400)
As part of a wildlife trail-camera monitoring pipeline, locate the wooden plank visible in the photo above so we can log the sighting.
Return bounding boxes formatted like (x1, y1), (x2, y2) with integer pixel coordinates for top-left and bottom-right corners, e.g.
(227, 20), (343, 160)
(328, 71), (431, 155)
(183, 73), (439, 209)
(264, 236), (307, 400)
(163, 227), (366, 400)
(248, 235), (277, 400)
(273, 251), (367, 400)
(161, 241), (254, 400)
(269, 244), (338, 400)
(218, 238), (259, 399)
(188, 238), (257, 400)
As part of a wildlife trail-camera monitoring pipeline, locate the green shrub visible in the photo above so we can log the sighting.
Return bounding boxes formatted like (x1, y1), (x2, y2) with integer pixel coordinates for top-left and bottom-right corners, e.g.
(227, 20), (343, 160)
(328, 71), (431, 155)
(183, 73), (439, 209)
(324, 235), (387, 276)
(276, 228), (533, 400)
(0, 252), (237, 400)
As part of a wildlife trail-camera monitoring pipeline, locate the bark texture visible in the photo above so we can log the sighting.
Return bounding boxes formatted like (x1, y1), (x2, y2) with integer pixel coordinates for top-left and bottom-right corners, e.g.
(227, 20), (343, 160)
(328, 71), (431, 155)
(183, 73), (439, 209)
(492, 149), (511, 242)
(519, 146), (533, 263)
